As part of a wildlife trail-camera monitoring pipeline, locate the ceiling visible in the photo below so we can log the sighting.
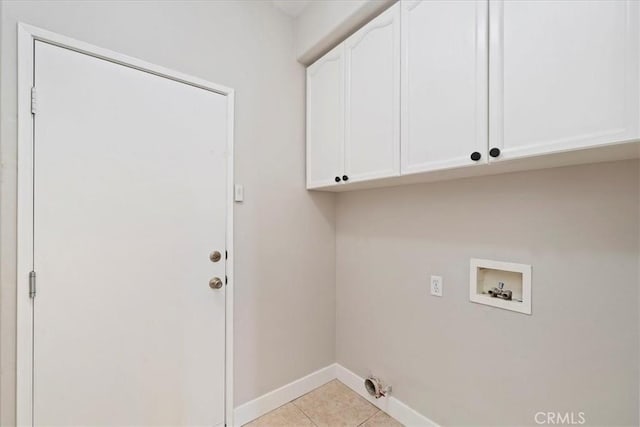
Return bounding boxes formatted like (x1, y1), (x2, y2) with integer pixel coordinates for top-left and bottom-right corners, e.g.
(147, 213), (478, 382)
(273, 0), (311, 17)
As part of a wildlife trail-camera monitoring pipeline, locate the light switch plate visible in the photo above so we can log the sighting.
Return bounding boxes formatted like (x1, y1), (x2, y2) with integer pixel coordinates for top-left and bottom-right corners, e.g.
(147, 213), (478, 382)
(234, 185), (244, 202)
(430, 275), (443, 297)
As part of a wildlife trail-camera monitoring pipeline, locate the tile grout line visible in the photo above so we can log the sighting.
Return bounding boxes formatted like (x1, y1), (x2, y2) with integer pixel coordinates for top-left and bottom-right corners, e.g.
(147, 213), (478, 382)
(357, 409), (381, 427)
(291, 399), (319, 426)
(339, 379), (381, 427)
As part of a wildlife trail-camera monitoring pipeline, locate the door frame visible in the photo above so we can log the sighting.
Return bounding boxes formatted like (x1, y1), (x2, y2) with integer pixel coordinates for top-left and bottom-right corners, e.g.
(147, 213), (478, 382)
(16, 23), (235, 427)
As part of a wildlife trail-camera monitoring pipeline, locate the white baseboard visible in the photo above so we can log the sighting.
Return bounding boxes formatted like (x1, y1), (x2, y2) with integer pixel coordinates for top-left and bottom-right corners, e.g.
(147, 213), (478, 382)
(233, 363), (437, 427)
(335, 364), (439, 427)
(233, 364), (337, 426)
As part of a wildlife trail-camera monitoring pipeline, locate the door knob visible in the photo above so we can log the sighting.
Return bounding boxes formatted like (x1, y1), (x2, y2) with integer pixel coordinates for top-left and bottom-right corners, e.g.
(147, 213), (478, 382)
(489, 147), (501, 158)
(209, 277), (223, 289)
(470, 151), (481, 161)
(209, 251), (222, 262)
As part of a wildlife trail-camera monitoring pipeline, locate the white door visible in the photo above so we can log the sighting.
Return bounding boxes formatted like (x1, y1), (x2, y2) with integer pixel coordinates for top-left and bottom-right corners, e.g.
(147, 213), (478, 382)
(306, 44), (345, 188)
(489, 0), (639, 162)
(32, 41), (227, 426)
(344, 3), (400, 183)
(401, 0), (488, 174)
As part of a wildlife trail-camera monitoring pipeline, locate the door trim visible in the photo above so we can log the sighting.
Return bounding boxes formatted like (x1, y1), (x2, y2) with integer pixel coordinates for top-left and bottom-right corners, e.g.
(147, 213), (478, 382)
(16, 23), (235, 427)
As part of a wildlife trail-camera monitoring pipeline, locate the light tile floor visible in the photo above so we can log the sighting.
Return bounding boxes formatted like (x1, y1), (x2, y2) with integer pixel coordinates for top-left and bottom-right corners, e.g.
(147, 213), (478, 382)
(244, 380), (403, 427)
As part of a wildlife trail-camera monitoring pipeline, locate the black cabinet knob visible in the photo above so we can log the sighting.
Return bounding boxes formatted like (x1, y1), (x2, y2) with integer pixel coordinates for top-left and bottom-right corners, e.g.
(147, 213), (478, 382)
(342, 175), (349, 181)
(335, 176), (341, 183)
(489, 147), (501, 158)
(470, 151), (481, 161)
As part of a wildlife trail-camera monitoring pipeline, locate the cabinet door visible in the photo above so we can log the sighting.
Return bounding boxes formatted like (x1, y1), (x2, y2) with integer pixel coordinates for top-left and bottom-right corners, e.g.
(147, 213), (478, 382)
(401, 0), (488, 174)
(489, 0), (639, 161)
(307, 44), (345, 189)
(344, 3), (400, 183)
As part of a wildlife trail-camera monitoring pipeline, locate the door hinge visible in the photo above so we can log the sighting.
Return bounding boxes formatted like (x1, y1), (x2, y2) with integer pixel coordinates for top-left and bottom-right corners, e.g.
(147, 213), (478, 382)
(225, 250), (228, 260)
(29, 271), (36, 298)
(31, 87), (37, 115)
(225, 275), (228, 285)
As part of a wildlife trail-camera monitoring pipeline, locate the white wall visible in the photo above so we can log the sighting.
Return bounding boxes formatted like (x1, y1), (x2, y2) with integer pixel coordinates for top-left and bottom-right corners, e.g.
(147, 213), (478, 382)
(336, 160), (639, 426)
(294, 0), (395, 64)
(0, 1), (336, 424)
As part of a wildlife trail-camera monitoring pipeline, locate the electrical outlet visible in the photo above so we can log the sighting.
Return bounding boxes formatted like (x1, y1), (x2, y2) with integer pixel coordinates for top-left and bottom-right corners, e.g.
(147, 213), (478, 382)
(430, 275), (443, 297)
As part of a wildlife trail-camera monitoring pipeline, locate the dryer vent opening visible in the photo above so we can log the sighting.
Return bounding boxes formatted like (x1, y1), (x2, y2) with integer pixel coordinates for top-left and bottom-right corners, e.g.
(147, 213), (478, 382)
(364, 376), (391, 399)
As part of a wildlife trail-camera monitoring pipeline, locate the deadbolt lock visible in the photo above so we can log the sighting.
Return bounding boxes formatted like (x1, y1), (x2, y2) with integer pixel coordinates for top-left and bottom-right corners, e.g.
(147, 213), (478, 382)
(209, 251), (222, 263)
(209, 277), (223, 289)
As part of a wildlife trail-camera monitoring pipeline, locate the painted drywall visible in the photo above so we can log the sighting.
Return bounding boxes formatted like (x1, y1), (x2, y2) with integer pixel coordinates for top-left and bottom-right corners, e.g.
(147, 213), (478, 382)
(0, 1), (336, 424)
(336, 160), (639, 426)
(294, 0), (395, 64)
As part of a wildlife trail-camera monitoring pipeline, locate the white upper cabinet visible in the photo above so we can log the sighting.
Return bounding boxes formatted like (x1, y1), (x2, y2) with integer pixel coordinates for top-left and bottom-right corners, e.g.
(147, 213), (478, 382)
(401, 0), (488, 174)
(344, 3), (401, 183)
(489, 0), (639, 162)
(306, 44), (345, 189)
(306, 0), (640, 191)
